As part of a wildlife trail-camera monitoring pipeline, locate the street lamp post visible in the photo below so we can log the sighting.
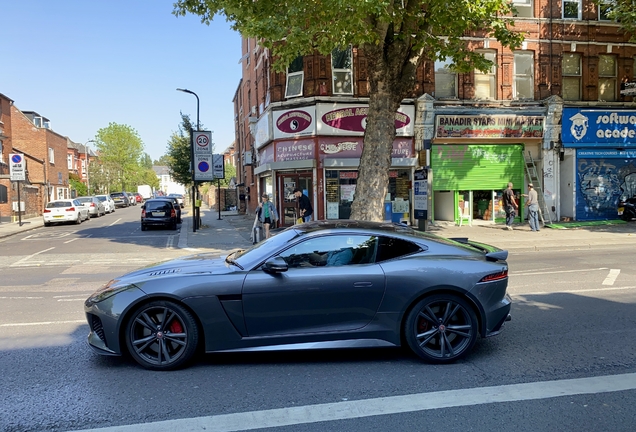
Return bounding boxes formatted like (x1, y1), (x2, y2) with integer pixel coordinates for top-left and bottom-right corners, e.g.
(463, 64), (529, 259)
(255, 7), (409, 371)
(85, 139), (95, 195)
(176, 88), (200, 232)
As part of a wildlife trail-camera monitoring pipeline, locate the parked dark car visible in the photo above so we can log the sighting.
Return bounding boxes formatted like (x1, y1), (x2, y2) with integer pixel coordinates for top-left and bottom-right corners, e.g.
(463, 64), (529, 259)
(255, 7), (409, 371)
(85, 220), (511, 370)
(140, 198), (178, 231)
(164, 196), (182, 222)
(110, 192), (130, 208)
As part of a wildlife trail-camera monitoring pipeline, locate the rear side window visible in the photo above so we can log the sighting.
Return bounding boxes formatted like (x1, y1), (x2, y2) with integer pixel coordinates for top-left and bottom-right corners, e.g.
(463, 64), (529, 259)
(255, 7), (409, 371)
(78, 198), (90, 203)
(47, 201), (73, 208)
(146, 201), (171, 211)
(375, 236), (423, 262)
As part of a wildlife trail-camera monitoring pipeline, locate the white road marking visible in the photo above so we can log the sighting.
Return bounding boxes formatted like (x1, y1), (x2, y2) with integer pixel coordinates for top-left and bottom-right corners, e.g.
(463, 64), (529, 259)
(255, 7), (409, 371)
(167, 236), (174, 248)
(510, 285), (636, 296)
(73, 372), (636, 432)
(0, 296), (44, 300)
(511, 268), (607, 276)
(0, 319), (85, 327)
(108, 218), (122, 227)
(64, 238), (79, 244)
(602, 269), (621, 285)
(11, 247), (55, 266)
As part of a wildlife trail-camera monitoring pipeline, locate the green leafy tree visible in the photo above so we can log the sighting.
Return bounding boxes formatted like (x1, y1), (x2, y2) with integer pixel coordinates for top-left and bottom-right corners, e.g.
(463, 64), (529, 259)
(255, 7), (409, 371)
(220, 162), (236, 187)
(174, 0), (524, 221)
(166, 113), (200, 187)
(94, 123), (145, 192)
(153, 155), (172, 166)
(140, 153), (154, 169)
(68, 173), (87, 197)
(595, 1), (636, 41)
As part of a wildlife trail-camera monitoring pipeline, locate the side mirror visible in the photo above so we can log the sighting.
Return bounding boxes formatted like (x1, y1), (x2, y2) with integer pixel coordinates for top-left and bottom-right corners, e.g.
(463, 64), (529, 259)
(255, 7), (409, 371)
(263, 257), (288, 273)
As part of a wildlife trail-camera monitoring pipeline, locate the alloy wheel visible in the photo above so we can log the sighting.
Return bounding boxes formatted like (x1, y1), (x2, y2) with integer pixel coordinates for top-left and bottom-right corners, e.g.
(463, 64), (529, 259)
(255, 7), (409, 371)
(405, 294), (478, 363)
(126, 301), (198, 370)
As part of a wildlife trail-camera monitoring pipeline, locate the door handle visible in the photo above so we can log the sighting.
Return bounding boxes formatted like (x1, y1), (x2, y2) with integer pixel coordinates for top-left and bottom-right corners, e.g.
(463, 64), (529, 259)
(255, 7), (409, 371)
(353, 282), (373, 287)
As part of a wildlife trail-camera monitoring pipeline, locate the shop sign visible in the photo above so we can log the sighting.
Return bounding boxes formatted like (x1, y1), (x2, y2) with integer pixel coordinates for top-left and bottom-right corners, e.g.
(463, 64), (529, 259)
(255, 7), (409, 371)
(257, 146), (275, 166)
(273, 106), (316, 140)
(413, 168), (428, 219)
(339, 171), (358, 179)
(577, 149), (636, 158)
(275, 140), (315, 161)
(254, 113), (272, 149)
(563, 108), (636, 146)
(316, 103), (414, 137)
(435, 115), (544, 139)
(620, 81), (636, 96)
(319, 137), (414, 158)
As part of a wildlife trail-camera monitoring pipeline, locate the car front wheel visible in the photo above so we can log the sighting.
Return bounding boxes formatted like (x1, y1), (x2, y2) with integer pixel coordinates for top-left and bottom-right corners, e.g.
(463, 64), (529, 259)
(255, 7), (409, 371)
(404, 294), (478, 364)
(125, 300), (199, 370)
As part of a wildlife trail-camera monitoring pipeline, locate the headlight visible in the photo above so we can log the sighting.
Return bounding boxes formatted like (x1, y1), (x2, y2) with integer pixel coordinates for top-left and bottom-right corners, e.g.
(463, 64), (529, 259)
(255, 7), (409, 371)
(86, 280), (138, 304)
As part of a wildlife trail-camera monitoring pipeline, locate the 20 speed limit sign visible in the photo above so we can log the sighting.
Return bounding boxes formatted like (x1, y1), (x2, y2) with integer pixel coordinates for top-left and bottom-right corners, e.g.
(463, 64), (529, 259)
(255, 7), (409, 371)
(194, 132), (211, 152)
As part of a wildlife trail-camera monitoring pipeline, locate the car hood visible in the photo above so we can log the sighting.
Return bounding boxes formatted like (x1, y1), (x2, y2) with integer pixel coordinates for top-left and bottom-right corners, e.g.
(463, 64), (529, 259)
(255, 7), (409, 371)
(116, 253), (235, 284)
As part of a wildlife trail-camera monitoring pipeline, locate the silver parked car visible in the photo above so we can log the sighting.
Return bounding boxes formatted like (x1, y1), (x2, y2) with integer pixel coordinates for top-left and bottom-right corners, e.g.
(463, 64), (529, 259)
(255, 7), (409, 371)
(76, 196), (106, 217)
(95, 194), (116, 213)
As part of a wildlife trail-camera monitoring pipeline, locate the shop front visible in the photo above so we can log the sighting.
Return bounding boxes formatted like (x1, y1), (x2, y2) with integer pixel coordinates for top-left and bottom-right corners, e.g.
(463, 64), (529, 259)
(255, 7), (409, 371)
(431, 114), (545, 224)
(562, 108), (636, 220)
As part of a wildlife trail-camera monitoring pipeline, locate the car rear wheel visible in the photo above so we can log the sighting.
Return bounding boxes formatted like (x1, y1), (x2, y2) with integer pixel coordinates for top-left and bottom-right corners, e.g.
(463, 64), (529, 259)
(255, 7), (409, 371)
(75, 214), (82, 224)
(125, 300), (199, 371)
(404, 294), (478, 364)
(141, 224), (147, 231)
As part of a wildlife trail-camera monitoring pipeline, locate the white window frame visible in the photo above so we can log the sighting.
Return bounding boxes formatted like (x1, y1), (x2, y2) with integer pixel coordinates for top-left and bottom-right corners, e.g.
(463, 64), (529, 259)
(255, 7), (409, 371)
(474, 51), (497, 100)
(49, 147), (55, 164)
(598, 0), (612, 21)
(563, 0), (582, 19)
(285, 56), (304, 98)
(67, 154), (73, 170)
(513, 51), (534, 100)
(0, 140), (4, 164)
(435, 59), (458, 99)
(599, 54), (617, 102)
(562, 53), (582, 101)
(331, 46), (354, 96)
(512, 0), (533, 18)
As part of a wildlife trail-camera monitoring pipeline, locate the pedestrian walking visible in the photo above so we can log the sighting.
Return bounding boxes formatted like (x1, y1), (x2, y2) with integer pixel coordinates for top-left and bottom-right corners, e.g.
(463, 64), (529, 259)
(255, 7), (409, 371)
(502, 182), (518, 230)
(524, 183), (540, 232)
(293, 188), (313, 222)
(257, 193), (279, 239)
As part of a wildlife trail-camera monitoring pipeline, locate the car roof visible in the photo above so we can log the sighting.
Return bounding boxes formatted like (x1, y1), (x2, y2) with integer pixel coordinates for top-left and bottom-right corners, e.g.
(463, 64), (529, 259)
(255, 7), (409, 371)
(294, 220), (415, 235)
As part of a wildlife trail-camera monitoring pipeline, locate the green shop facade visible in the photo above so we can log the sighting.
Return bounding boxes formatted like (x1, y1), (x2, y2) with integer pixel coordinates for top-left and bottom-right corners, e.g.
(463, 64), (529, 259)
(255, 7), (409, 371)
(430, 113), (545, 225)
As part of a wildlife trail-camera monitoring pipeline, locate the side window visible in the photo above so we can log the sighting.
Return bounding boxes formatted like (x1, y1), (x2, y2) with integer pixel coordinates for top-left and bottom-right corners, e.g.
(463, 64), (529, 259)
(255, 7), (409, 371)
(285, 56), (304, 98)
(376, 236), (422, 263)
(276, 235), (377, 268)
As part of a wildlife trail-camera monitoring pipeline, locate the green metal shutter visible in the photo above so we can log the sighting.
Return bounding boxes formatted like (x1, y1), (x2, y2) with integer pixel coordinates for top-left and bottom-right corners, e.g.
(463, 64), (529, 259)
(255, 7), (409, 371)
(432, 144), (524, 190)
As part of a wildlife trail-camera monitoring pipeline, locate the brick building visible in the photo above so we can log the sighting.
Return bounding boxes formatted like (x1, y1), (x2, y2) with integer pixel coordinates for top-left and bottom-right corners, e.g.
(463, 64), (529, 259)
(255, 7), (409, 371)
(11, 107), (70, 216)
(234, 0), (636, 224)
(0, 93), (14, 223)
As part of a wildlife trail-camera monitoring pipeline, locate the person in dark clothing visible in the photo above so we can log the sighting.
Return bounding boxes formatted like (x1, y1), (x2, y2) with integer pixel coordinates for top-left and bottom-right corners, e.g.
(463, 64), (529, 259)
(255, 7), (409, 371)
(293, 188), (313, 222)
(502, 182), (518, 230)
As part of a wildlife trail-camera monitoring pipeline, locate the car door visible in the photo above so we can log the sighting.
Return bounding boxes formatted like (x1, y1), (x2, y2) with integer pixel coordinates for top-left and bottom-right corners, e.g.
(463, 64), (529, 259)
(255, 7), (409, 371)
(242, 234), (385, 337)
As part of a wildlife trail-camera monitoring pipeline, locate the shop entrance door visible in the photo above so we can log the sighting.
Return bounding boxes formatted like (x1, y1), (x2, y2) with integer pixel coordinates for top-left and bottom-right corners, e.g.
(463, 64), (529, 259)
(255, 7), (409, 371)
(278, 173), (313, 227)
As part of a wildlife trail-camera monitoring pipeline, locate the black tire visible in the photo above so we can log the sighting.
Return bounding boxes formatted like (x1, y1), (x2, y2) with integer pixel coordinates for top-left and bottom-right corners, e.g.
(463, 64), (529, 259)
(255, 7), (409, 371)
(76, 214), (82, 224)
(170, 222), (177, 230)
(44, 222), (51, 227)
(404, 294), (478, 364)
(125, 300), (199, 371)
(141, 224), (147, 231)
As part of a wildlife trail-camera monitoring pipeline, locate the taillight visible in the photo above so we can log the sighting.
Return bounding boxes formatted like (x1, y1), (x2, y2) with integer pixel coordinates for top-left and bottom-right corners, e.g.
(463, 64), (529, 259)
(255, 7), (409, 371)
(66, 207), (75, 212)
(90, 203), (96, 207)
(171, 209), (176, 217)
(141, 209), (146, 217)
(479, 269), (508, 282)
(44, 209), (51, 213)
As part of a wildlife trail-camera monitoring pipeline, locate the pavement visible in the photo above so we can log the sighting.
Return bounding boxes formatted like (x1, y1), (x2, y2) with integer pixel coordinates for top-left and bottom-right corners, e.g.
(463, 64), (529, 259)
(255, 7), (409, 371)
(2, 203), (635, 253)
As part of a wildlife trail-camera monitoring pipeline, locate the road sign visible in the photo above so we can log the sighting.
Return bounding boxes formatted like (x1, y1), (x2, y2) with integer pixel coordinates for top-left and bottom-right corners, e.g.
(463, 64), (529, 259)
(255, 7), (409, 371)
(213, 154), (225, 179)
(10, 153), (26, 181)
(194, 154), (215, 181)
(194, 131), (212, 153)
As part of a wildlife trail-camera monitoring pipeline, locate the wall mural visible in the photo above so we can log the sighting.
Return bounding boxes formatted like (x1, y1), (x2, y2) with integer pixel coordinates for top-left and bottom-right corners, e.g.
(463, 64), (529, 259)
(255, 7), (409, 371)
(576, 152), (636, 220)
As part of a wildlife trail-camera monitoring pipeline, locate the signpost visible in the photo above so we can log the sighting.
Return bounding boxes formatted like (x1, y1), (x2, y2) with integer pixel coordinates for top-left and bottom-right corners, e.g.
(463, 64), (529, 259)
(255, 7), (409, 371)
(213, 154), (225, 220)
(414, 168), (429, 231)
(9, 153), (25, 226)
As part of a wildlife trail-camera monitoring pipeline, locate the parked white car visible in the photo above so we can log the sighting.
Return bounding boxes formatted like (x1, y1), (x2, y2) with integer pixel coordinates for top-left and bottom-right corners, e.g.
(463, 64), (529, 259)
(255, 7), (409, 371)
(95, 194), (116, 213)
(43, 199), (90, 226)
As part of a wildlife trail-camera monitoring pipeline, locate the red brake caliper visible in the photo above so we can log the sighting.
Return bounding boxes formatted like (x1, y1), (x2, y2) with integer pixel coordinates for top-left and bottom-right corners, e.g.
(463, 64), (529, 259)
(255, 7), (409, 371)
(170, 321), (183, 333)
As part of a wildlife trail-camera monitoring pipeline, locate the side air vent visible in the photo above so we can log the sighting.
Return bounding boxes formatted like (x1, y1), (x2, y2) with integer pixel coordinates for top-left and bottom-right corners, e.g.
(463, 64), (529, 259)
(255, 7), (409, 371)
(147, 269), (181, 277)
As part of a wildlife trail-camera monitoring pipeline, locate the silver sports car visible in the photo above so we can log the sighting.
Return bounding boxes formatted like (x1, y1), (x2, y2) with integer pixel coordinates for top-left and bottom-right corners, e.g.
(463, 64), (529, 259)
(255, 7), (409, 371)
(85, 220), (511, 370)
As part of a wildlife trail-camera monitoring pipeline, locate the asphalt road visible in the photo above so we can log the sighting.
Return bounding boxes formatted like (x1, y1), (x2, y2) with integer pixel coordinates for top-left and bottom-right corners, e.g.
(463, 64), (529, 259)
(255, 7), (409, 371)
(1, 209), (635, 432)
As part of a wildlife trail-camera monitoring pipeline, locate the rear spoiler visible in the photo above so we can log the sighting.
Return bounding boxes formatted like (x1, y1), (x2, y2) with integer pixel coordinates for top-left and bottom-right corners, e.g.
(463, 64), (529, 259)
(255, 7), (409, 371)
(448, 237), (509, 262)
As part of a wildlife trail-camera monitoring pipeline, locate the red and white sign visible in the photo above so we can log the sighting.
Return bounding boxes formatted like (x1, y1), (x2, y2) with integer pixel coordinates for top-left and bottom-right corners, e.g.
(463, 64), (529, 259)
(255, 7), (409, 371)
(194, 132), (212, 152)
(273, 106), (316, 139)
(316, 103), (414, 137)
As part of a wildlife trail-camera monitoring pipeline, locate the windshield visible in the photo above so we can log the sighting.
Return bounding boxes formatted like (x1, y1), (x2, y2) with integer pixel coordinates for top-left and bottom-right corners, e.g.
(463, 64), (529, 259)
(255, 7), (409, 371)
(96, 196), (106, 202)
(233, 227), (301, 269)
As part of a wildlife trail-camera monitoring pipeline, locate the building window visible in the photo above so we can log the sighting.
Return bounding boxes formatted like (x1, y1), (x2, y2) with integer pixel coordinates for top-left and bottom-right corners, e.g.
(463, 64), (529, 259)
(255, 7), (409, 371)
(599, 55), (617, 102)
(49, 147), (55, 164)
(513, 51), (534, 100)
(563, 0), (581, 19)
(512, 0), (533, 17)
(0, 139), (4, 164)
(474, 51), (497, 100)
(67, 154), (73, 170)
(599, 0), (612, 20)
(435, 59), (458, 99)
(562, 53), (582, 101)
(285, 56), (304, 98)
(332, 46), (353, 95)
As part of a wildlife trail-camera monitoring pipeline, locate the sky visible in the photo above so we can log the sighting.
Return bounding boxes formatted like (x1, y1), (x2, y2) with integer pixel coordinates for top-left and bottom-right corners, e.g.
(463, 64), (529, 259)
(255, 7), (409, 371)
(2, 1), (242, 162)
